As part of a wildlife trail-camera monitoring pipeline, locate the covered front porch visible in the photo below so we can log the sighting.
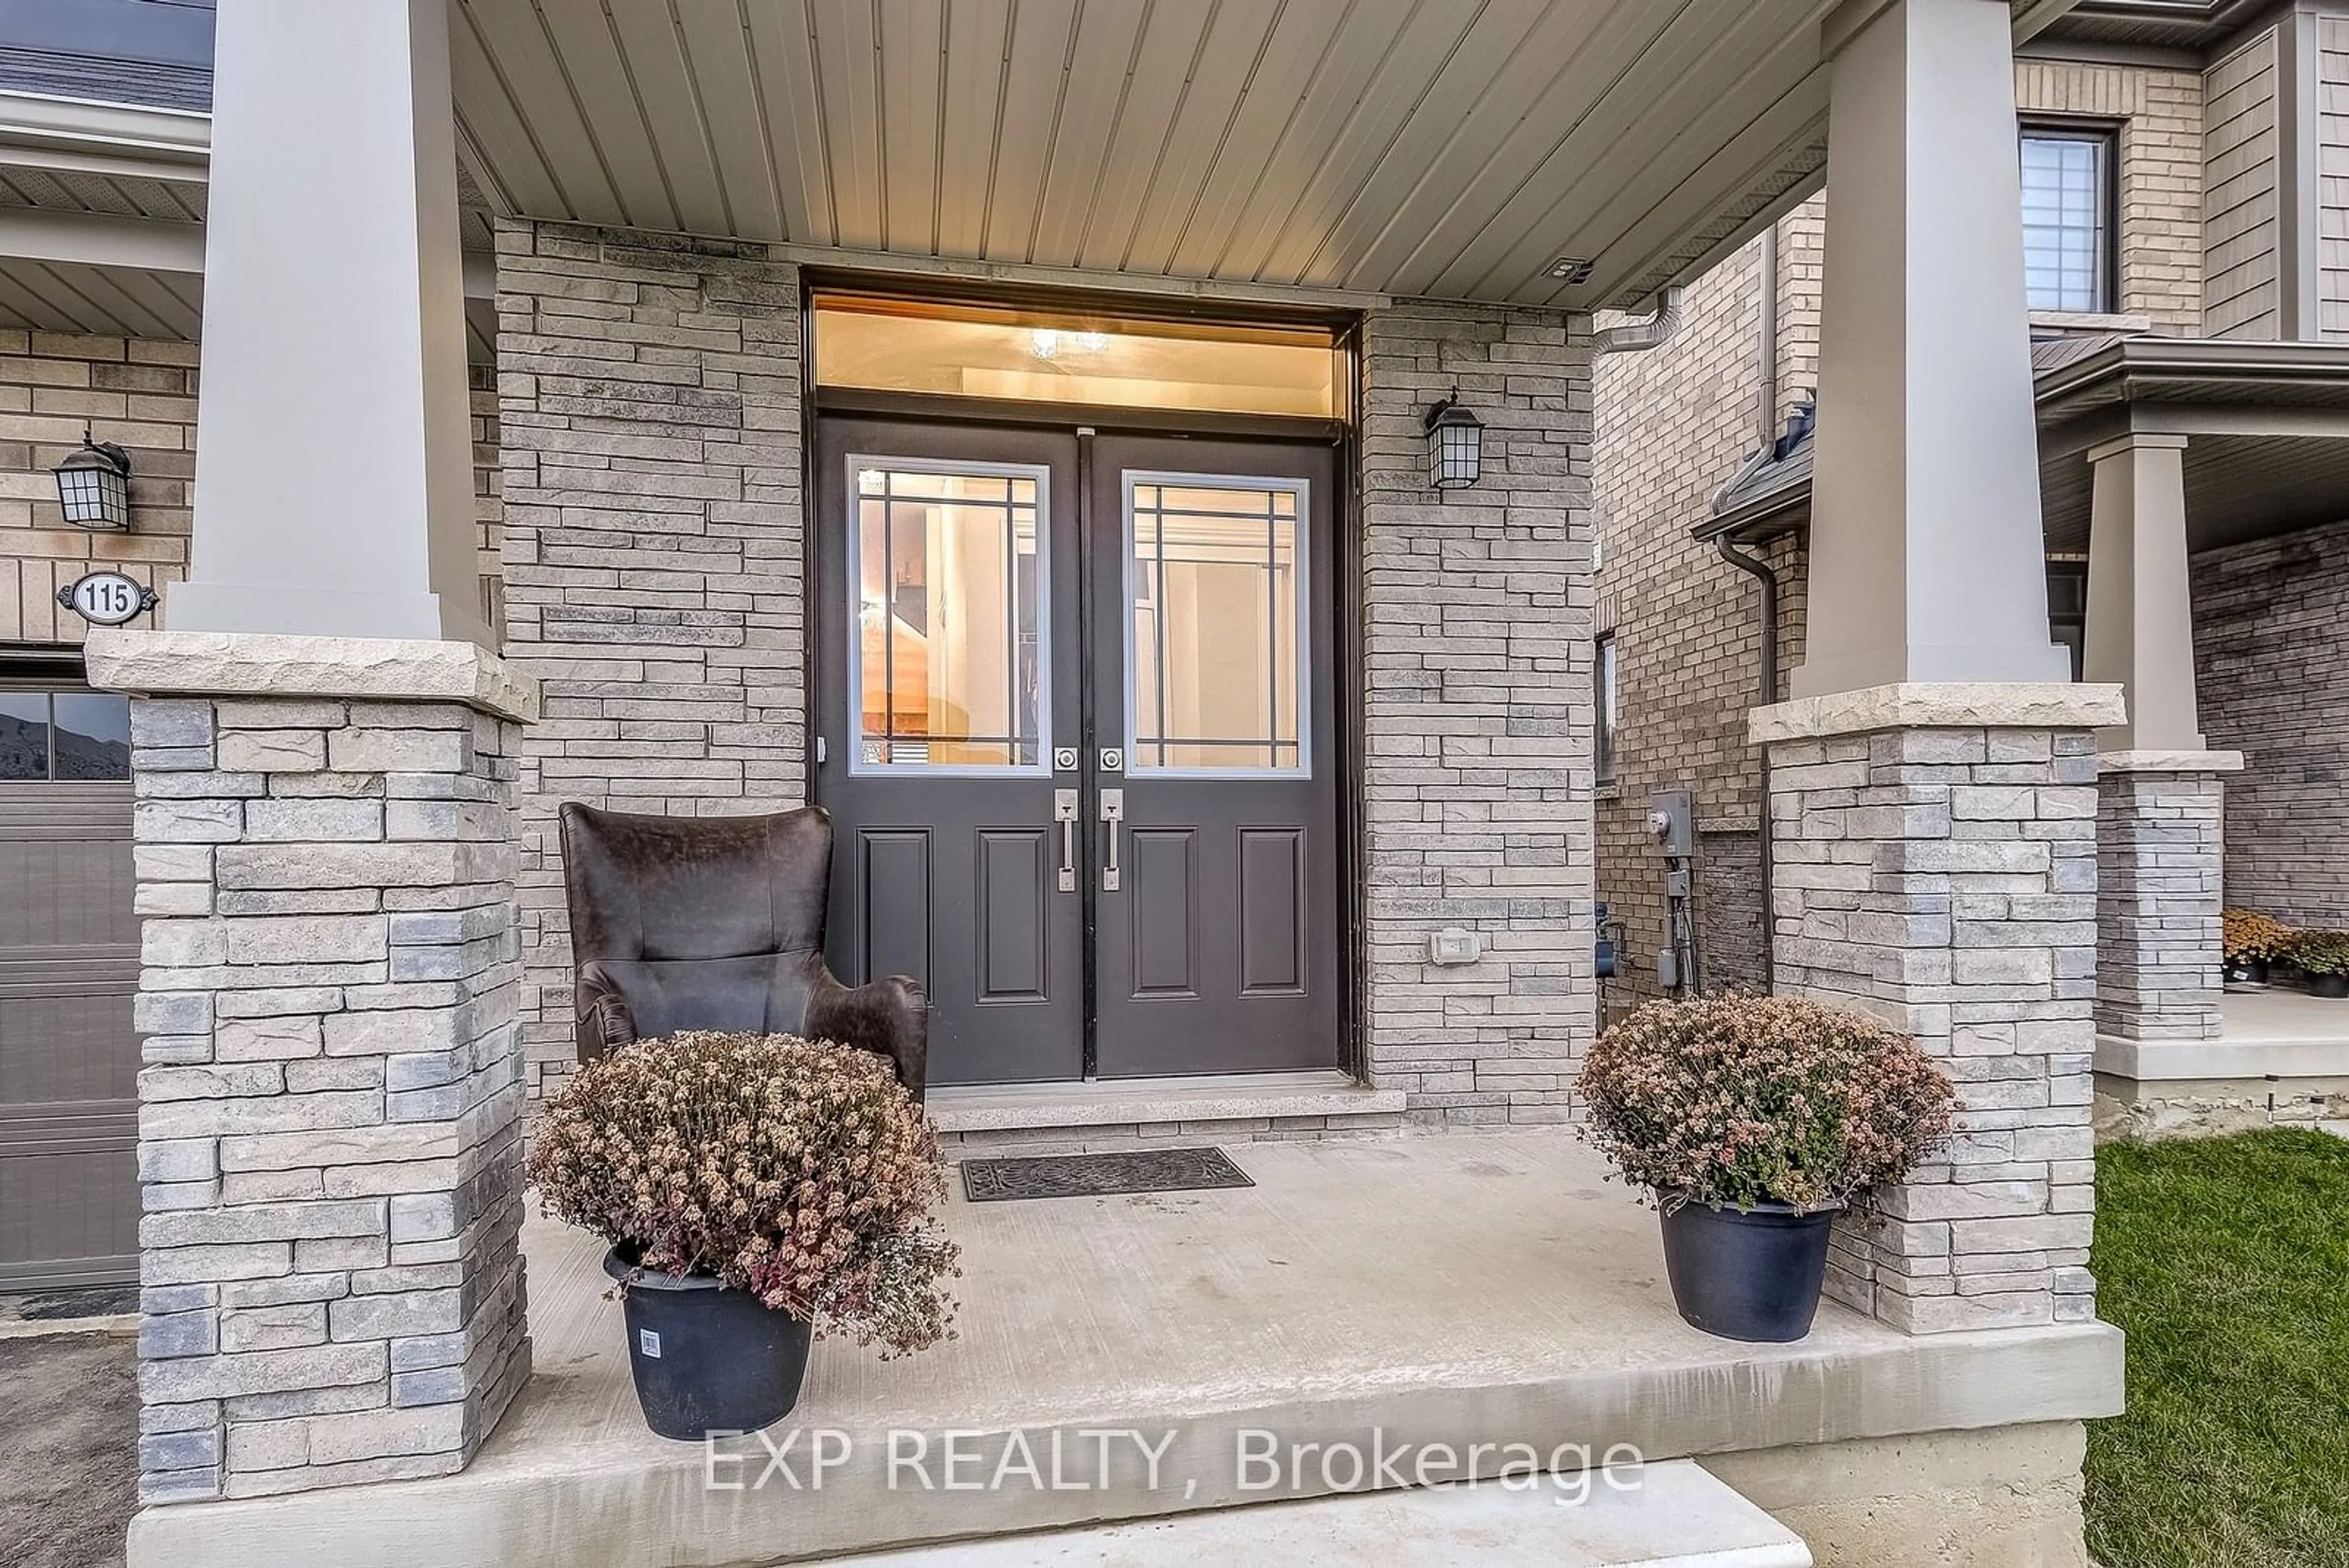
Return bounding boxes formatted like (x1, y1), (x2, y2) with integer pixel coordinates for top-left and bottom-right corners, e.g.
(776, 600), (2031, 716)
(127, 1129), (2121, 1568)
(43, 0), (2132, 1559)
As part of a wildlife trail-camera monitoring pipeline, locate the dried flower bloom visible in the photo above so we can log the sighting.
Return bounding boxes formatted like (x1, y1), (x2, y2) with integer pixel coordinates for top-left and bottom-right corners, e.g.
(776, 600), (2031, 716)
(1576, 995), (1958, 1215)
(527, 1031), (960, 1357)
(2222, 908), (2293, 964)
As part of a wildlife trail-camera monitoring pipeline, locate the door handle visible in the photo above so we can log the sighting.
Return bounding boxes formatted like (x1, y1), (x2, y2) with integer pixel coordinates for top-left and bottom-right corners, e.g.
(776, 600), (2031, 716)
(1053, 789), (1078, 893)
(1099, 789), (1124, 893)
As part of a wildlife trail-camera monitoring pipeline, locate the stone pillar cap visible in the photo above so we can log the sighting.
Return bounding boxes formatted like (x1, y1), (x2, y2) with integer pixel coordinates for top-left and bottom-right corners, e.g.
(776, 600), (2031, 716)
(1750, 681), (2127, 743)
(83, 628), (539, 723)
(2096, 749), (2246, 774)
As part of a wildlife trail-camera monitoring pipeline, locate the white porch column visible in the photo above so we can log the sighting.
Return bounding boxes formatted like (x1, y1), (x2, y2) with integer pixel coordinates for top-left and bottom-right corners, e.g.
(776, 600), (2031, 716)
(2083, 434), (2202, 752)
(1794, 0), (2071, 696)
(1755, 0), (2123, 1336)
(166, 0), (489, 647)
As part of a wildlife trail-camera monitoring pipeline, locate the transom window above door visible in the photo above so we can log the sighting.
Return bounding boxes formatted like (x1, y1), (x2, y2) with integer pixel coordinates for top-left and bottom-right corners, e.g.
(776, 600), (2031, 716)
(850, 459), (1048, 773)
(814, 292), (1344, 419)
(1126, 474), (1307, 776)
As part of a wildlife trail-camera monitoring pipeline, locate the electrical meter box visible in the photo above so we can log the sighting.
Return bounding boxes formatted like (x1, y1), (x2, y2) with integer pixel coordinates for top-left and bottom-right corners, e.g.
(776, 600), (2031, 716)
(1646, 789), (1694, 858)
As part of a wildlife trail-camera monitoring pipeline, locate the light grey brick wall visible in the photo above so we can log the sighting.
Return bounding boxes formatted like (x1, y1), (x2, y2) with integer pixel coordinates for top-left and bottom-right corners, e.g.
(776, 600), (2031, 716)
(494, 218), (806, 1101)
(2095, 766), (2225, 1041)
(2193, 519), (2349, 926)
(1767, 724), (2100, 1334)
(1357, 302), (1596, 1126)
(127, 694), (529, 1501)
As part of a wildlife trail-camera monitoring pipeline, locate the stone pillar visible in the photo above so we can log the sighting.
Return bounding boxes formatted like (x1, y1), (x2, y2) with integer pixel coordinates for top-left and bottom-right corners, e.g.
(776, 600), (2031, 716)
(1356, 302), (1596, 1126)
(2095, 757), (2240, 1042)
(86, 631), (536, 1503)
(1756, 686), (2122, 1332)
(2081, 431), (2241, 1041)
(494, 219), (807, 1105)
(1757, 0), (2121, 1336)
(167, 0), (489, 647)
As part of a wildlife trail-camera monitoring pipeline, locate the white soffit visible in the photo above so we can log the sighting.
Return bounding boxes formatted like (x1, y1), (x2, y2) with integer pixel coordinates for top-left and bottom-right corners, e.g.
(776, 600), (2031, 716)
(451, 0), (1871, 310)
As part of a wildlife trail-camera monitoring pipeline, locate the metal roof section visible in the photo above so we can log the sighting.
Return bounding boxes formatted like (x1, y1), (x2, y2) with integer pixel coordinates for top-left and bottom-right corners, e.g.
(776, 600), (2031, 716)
(0, 45), (207, 112)
(2032, 0), (2276, 53)
(0, 0), (213, 108)
(1693, 332), (2349, 557)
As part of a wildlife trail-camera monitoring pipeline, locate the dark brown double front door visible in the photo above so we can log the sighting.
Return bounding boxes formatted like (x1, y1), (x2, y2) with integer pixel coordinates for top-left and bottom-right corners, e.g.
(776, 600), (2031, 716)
(814, 416), (1340, 1086)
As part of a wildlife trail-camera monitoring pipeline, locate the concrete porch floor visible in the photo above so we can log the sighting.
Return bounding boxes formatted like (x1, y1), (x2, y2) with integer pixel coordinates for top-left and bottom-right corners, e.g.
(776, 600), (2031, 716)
(130, 1130), (2122, 1568)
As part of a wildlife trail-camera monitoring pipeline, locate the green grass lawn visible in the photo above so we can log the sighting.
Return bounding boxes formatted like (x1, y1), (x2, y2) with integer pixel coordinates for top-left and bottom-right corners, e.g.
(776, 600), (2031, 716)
(2087, 1129), (2349, 1568)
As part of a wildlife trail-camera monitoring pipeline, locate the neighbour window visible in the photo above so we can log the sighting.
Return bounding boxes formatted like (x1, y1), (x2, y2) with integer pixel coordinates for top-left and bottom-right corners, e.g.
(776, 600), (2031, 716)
(0, 689), (131, 781)
(1595, 634), (1618, 788)
(2019, 127), (2114, 314)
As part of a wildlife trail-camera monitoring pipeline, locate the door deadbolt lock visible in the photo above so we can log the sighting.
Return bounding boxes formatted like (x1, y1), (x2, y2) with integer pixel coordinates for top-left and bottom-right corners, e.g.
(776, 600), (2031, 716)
(1099, 748), (1124, 773)
(1053, 746), (1078, 772)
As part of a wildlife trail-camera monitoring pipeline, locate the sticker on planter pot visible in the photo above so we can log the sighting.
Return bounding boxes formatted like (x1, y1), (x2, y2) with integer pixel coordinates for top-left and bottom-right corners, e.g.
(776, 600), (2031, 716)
(639, 1328), (661, 1359)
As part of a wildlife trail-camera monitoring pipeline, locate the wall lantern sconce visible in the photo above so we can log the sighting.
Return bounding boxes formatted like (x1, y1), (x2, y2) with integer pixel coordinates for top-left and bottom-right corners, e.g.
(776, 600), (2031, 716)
(54, 427), (132, 531)
(1424, 392), (1483, 489)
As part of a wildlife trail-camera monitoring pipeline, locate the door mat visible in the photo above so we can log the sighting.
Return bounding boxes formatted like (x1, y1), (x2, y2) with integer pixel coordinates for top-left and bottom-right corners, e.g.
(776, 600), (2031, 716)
(960, 1146), (1254, 1202)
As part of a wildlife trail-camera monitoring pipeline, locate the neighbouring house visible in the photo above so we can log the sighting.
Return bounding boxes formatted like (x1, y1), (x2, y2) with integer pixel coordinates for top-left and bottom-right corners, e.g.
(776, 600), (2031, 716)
(0, 1), (2143, 1564)
(1595, 0), (2349, 1143)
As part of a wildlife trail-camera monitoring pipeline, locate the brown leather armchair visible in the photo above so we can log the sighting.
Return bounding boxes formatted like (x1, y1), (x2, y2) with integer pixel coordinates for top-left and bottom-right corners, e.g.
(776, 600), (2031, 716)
(556, 803), (927, 1098)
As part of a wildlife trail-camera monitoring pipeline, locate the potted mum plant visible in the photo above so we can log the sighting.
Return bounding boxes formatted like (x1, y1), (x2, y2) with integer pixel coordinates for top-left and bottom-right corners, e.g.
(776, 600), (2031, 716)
(2287, 930), (2349, 999)
(1578, 994), (1958, 1343)
(2222, 908), (2292, 987)
(527, 1031), (959, 1440)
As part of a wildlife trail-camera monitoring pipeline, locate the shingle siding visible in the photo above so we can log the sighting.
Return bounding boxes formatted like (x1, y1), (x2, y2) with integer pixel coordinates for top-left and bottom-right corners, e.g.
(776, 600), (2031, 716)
(2204, 29), (2282, 339)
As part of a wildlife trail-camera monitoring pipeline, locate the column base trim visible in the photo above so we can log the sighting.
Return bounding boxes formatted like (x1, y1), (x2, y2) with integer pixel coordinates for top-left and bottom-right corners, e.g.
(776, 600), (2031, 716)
(1751, 681), (2126, 743)
(84, 628), (538, 722)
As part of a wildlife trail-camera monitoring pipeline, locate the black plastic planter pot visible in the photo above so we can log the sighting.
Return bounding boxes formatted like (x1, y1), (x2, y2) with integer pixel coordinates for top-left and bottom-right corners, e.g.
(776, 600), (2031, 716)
(2312, 973), (2349, 1000)
(605, 1249), (812, 1441)
(1658, 1197), (1840, 1343)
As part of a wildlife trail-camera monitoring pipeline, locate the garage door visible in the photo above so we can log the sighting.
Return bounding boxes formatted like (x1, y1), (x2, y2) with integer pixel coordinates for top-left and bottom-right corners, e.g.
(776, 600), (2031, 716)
(0, 683), (138, 1290)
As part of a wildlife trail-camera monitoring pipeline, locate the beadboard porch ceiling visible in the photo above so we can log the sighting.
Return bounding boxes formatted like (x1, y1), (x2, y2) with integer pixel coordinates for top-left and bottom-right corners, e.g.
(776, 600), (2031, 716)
(448, 0), (2071, 313)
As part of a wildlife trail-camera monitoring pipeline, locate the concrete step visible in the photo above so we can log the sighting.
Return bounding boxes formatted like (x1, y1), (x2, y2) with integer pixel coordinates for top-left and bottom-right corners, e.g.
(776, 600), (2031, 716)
(927, 1070), (1408, 1157)
(817, 1462), (1813, 1567)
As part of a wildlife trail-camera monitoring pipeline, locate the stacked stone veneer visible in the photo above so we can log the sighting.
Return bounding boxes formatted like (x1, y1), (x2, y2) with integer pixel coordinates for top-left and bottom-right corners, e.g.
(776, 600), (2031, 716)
(2095, 765), (2226, 1041)
(127, 694), (528, 1501)
(1357, 302), (1596, 1126)
(1767, 721), (2099, 1332)
(2194, 520), (2349, 926)
(495, 219), (806, 1102)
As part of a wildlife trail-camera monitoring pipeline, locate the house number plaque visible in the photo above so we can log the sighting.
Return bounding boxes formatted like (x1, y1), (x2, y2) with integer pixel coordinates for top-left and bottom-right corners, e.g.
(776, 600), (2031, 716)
(56, 570), (157, 627)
